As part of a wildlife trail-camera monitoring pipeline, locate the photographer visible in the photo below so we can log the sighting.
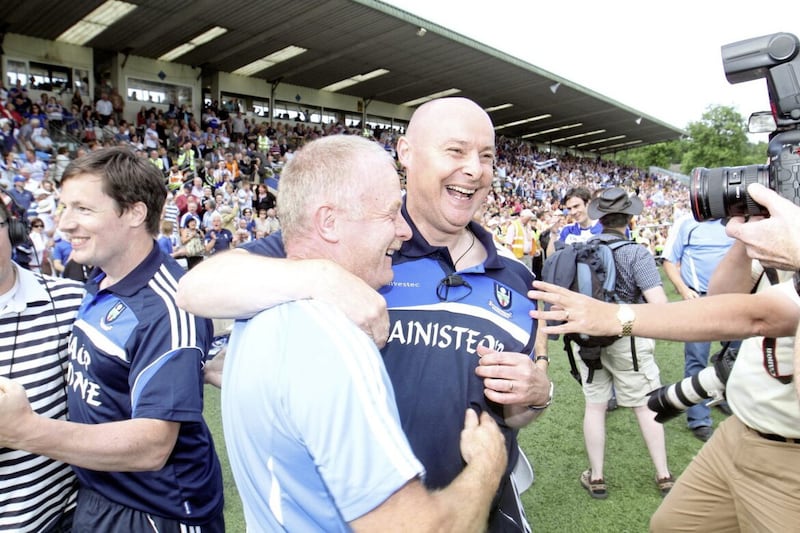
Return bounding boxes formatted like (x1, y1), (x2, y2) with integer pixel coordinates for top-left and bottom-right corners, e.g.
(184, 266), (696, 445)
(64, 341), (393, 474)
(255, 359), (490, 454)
(659, 236), (796, 531)
(528, 226), (800, 531)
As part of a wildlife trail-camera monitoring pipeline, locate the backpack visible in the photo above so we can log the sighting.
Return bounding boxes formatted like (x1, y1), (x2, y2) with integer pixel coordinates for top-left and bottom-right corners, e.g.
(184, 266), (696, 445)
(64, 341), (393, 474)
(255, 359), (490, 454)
(541, 236), (637, 384)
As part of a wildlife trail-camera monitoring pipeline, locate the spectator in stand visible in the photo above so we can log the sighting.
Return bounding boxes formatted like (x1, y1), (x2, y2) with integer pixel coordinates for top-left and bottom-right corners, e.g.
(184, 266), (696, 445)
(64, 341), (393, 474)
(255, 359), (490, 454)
(174, 182), (198, 215)
(157, 220), (175, 257)
(181, 217), (205, 270)
(34, 186), (56, 233)
(176, 141), (199, 175)
(211, 160), (231, 187)
(240, 207), (255, 233)
(8, 175), (34, 222)
(27, 216), (49, 273)
(109, 88), (124, 123)
(161, 190), (180, 234)
(45, 95), (64, 131)
(52, 146), (72, 184)
(235, 179), (254, 211)
(51, 230), (72, 277)
(232, 217), (252, 246)
(262, 207), (280, 235)
(180, 199), (202, 229)
(21, 149), (47, 186)
(101, 118), (120, 145)
(32, 127), (54, 154)
(252, 208), (270, 237)
(190, 176), (205, 199)
(95, 92), (113, 126)
(144, 120), (160, 151)
(17, 117), (38, 152)
(504, 208), (538, 274)
(254, 182), (276, 213)
(204, 213), (233, 255)
(24, 103), (47, 126)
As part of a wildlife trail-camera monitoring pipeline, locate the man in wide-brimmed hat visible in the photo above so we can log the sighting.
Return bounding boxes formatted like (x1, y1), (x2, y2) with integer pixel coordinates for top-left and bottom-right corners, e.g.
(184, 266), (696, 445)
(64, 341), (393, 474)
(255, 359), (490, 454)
(576, 187), (675, 501)
(586, 186), (644, 220)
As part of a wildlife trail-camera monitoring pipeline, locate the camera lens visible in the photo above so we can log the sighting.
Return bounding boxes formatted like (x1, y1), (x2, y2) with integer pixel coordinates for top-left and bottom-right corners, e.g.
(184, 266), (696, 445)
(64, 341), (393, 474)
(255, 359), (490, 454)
(690, 165), (770, 221)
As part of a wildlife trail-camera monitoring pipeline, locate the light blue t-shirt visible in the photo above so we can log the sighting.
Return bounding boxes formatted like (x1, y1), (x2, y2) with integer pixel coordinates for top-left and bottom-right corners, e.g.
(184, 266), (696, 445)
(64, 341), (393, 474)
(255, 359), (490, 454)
(222, 299), (424, 532)
(663, 218), (734, 293)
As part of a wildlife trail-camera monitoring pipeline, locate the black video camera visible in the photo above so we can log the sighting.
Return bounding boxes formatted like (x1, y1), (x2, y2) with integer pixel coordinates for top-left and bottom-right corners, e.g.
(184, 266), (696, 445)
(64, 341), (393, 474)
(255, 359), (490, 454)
(691, 32), (800, 221)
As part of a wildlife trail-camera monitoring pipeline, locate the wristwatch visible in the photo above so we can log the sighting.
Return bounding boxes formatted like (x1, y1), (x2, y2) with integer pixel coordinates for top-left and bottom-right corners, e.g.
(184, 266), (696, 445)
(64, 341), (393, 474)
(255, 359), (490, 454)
(617, 304), (635, 337)
(535, 355), (550, 364)
(528, 380), (554, 411)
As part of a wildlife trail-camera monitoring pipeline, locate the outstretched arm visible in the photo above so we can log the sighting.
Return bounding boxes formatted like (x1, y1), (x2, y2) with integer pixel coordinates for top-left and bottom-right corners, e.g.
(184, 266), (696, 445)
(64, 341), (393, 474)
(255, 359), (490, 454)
(177, 249), (390, 347)
(528, 280), (799, 342)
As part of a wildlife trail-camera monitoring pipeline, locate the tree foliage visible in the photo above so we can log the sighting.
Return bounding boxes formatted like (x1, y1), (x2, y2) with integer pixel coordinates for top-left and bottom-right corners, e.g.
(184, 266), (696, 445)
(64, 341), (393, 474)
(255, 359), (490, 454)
(609, 105), (770, 174)
(680, 105), (750, 173)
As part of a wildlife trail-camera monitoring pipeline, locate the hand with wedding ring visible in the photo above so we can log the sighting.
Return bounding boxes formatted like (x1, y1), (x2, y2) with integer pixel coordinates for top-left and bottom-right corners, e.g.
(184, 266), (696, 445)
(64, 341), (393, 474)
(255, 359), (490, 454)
(527, 280), (618, 337)
(475, 344), (550, 409)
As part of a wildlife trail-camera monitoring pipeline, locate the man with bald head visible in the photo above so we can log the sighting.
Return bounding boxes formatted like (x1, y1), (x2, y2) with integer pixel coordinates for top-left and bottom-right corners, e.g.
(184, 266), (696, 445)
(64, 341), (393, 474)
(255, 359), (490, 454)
(178, 97), (551, 531)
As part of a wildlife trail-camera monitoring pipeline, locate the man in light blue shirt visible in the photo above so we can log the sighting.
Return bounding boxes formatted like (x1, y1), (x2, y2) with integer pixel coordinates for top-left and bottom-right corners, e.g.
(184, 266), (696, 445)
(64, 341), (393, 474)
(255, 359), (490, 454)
(663, 218), (736, 441)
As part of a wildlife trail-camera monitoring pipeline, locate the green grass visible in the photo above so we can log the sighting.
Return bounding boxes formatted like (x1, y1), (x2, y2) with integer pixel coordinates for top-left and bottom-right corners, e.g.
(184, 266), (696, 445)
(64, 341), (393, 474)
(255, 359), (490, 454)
(203, 268), (726, 532)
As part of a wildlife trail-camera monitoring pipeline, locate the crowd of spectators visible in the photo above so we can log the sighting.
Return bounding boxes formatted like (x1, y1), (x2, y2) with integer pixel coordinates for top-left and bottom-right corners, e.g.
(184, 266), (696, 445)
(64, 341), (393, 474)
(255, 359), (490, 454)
(479, 136), (688, 260)
(1, 77), (689, 276)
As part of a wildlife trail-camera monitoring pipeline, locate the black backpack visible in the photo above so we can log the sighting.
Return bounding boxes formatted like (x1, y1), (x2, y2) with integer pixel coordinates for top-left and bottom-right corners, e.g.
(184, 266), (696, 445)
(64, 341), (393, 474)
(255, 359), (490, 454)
(541, 236), (637, 383)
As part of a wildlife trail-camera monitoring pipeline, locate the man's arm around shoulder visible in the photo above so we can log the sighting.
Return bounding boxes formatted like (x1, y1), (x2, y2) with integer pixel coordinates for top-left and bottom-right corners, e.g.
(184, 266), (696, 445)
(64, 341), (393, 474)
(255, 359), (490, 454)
(177, 247), (390, 347)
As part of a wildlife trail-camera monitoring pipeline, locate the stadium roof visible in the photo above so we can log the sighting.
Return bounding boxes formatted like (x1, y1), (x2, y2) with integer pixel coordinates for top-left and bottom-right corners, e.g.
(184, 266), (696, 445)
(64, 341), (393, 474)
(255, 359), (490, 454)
(3, 0), (686, 154)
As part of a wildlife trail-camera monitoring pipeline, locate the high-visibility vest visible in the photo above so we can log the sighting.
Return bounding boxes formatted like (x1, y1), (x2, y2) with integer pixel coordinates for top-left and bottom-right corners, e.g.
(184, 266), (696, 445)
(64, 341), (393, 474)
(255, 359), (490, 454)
(257, 135), (270, 153)
(509, 219), (526, 258)
(177, 150), (196, 171)
(167, 170), (183, 191)
(509, 220), (540, 258)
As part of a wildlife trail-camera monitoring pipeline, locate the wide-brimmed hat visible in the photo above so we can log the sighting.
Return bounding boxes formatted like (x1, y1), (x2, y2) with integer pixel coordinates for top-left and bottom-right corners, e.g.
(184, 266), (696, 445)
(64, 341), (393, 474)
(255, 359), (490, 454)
(588, 187), (643, 219)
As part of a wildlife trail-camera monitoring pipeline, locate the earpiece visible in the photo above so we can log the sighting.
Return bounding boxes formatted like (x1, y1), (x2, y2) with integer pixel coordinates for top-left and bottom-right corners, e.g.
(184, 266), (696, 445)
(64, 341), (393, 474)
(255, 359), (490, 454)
(8, 218), (29, 247)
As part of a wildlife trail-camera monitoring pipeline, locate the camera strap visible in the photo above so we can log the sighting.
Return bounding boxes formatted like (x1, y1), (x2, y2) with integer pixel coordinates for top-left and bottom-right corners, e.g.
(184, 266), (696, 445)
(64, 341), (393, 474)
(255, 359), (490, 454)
(755, 267), (790, 383)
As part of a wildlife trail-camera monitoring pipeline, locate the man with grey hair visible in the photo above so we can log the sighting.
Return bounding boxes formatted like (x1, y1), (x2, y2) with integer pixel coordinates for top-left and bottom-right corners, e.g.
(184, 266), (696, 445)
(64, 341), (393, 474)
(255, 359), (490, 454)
(204, 212), (233, 255)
